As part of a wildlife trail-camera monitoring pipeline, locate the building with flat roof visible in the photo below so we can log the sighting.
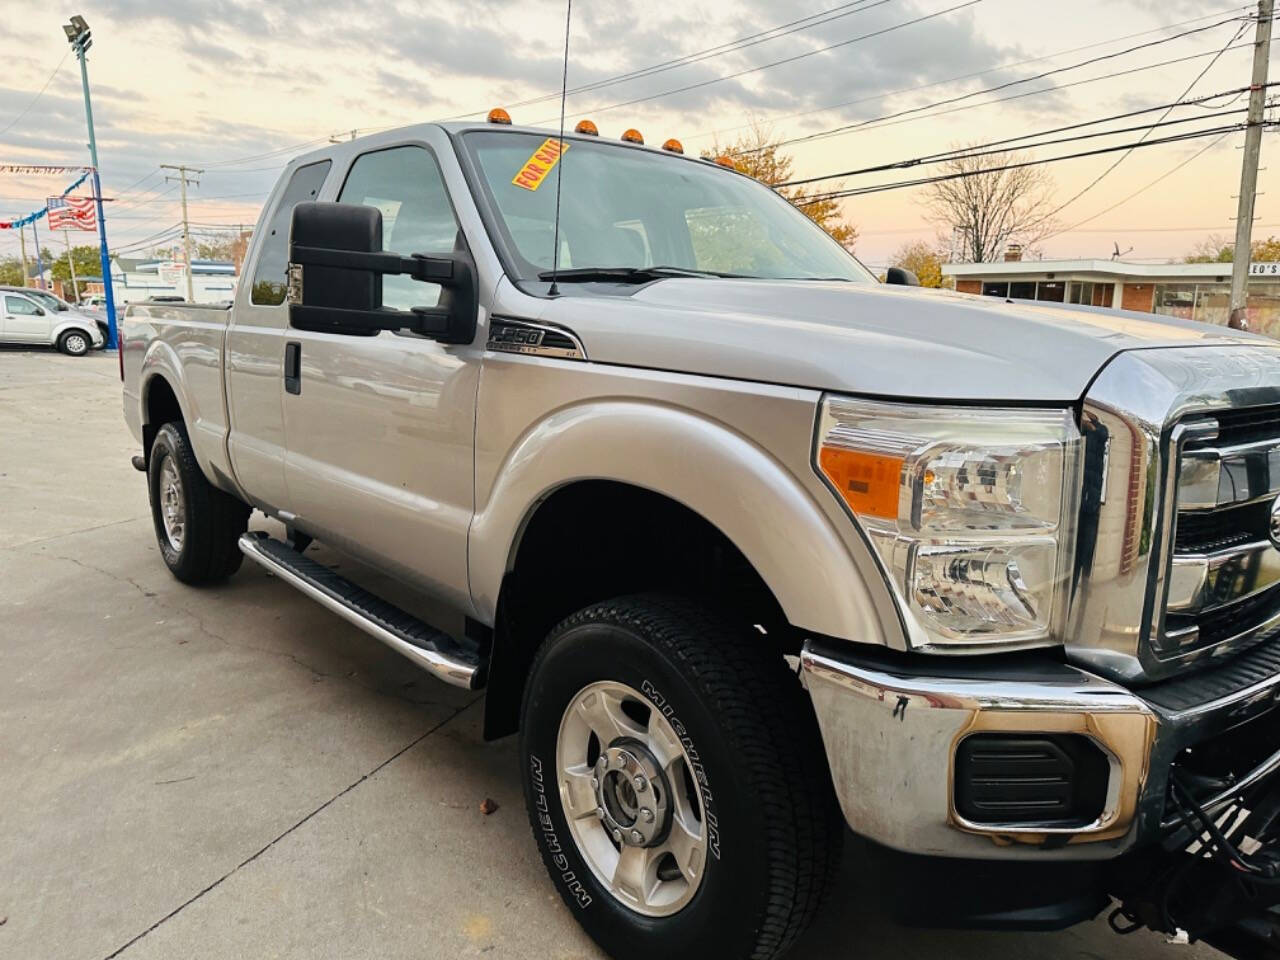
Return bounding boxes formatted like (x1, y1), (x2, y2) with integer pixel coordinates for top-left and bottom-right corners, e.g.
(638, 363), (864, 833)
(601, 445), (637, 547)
(109, 257), (237, 305)
(942, 258), (1280, 338)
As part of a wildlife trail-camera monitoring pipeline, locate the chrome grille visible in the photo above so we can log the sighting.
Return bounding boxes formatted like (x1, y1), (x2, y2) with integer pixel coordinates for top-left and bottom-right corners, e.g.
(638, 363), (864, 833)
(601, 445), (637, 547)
(1160, 407), (1280, 660)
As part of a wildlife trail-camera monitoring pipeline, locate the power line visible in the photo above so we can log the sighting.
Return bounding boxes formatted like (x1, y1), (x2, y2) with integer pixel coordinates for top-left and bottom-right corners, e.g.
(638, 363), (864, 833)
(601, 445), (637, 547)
(774, 40), (1258, 151)
(0, 49), (71, 137)
(750, 12), (1255, 154)
(1045, 134), (1234, 239)
(1031, 18), (1250, 225)
(533, 0), (984, 123)
(779, 88), (1263, 185)
(795, 123), (1248, 203)
(686, 4), (1255, 144)
(446, 0), (897, 119)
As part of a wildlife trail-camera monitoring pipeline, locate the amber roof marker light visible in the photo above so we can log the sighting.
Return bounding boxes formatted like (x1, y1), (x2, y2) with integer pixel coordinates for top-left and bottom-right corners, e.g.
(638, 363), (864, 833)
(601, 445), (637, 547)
(661, 138), (684, 154)
(574, 119), (599, 136)
(620, 128), (644, 144)
(487, 108), (512, 125)
(713, 155), (736, 168)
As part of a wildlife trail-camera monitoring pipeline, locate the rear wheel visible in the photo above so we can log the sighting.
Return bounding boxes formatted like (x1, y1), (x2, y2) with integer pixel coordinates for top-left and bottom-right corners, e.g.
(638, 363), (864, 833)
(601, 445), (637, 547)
(519, 595), (842, 960)
(58, 330), (90, 356)
(148, 421), (250, 583)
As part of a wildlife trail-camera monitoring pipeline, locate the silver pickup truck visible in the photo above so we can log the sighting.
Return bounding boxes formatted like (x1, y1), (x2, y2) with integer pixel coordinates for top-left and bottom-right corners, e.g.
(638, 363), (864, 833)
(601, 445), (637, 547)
(123, 117), (1280, 959)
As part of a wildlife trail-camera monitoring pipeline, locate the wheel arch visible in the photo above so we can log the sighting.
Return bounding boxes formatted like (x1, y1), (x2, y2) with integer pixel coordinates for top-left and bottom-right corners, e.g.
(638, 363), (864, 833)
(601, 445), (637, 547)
(471, 399), (893, 739)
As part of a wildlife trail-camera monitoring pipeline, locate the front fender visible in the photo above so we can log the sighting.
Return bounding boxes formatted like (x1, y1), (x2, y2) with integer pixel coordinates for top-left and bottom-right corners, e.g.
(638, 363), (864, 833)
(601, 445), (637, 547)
(51, 319), (98, 346)
(468, 398), (892, 647)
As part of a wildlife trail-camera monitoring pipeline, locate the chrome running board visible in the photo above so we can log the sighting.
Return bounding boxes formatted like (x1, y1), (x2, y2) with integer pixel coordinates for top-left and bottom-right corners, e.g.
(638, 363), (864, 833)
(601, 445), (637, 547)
(238, 532), (484, 690)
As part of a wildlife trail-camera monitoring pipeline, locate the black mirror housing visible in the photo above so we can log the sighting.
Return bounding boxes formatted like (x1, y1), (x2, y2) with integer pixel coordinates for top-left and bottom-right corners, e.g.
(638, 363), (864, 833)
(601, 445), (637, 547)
(885, 266), (920, 287)
(287, 201), (477, 344)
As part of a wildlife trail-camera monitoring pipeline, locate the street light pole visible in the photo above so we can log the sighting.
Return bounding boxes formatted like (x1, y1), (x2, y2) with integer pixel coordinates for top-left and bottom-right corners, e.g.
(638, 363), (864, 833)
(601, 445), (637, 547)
(64, 15), (119, 349)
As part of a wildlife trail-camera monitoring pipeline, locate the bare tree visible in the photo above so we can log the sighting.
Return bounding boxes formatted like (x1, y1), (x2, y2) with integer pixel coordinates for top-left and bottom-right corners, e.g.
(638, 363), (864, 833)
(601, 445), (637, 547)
(922, 148), (1057, 263)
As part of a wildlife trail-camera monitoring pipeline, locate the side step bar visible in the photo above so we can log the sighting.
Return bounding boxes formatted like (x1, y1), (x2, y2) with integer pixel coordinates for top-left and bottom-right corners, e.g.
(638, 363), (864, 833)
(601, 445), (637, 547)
(238, 532), (485, 690)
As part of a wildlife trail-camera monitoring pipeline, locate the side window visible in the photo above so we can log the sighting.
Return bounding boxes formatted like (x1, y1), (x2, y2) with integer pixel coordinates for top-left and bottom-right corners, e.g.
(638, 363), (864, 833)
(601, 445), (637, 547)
(6, 295), (39, 315)
(251, 160), (332, 306)
(338, 145), (461, 311)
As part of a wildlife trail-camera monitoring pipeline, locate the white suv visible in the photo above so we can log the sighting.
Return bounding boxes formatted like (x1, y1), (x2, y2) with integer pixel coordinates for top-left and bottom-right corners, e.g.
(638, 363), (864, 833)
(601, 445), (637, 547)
(0, 288), (104, 355)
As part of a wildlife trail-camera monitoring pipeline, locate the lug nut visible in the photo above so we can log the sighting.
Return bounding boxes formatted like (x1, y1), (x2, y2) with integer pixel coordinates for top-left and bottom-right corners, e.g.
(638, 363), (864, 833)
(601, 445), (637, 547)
(612, 828), (623, 843)
(591, 776), (599, 790)
(595, 807), (605, 820)
(640, 808), (654, 823)
(633, 775), (648, 793)
(630, 830), (644, 844)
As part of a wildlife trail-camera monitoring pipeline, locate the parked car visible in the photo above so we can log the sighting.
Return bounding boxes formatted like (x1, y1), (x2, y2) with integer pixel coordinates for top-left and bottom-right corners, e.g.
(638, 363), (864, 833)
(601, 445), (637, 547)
(122, 118), (1280, 960)
(0, 286), (104, 355)
(80, 293), (107, 309)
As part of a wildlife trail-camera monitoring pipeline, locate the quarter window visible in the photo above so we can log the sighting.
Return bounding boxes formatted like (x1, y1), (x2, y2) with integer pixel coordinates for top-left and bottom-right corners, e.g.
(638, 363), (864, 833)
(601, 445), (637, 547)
(251, 160), (332, 306)
(338, 145), (462, 311)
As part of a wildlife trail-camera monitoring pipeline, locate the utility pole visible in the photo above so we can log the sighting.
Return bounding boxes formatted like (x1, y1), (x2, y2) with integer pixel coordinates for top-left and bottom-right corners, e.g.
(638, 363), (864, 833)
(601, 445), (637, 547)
(160, 164), (202, 302)
(64, 230), (80, 302)
(32, 216), (46, 290)
(17, 223), (28, 287)
(1229, 0), (1274, 330)
(63, 15), (119, 349)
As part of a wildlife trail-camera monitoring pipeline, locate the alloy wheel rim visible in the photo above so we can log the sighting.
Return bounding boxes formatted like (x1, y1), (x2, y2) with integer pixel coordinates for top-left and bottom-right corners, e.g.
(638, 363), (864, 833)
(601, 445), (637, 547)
(67, 334), (86, 354)
(159, 456), (185, 552)
(555, 679), (708, 917)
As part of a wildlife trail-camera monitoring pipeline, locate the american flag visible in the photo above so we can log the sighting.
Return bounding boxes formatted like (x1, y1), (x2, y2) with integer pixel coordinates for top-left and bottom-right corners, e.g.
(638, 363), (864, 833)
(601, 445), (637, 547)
(47, 196), (97, 231)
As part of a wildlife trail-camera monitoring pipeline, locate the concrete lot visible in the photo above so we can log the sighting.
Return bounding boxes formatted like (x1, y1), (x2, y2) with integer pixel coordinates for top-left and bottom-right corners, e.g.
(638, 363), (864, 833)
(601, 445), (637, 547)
(0, 348), (1223, 960)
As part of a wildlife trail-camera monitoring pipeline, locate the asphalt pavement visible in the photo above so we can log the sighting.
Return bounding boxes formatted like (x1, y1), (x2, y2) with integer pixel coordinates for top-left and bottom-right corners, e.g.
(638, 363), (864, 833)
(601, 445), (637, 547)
(0, 348), (1224, 959)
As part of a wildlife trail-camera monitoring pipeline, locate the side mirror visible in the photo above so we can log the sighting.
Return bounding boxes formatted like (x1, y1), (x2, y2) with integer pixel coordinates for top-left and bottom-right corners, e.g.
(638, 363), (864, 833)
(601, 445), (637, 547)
(885, 266), (920, 287)
(34, 305), (46, 316)
(287, 201), (477, 344)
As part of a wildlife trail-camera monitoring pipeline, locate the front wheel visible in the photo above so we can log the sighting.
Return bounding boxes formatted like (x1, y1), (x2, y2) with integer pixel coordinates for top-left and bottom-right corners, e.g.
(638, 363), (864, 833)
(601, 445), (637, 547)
(519, 596), (842, 960)
(57, 329), (90, 356)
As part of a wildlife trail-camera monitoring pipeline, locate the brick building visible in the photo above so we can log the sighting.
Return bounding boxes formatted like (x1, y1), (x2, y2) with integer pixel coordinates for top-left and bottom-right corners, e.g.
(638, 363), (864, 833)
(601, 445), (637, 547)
(942, 257), (1280, 338)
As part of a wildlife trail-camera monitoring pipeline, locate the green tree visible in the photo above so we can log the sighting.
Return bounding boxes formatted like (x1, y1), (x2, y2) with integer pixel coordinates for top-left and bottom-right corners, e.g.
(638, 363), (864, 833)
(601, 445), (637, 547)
(890, 240), (948, 288)
(49, 244), (102, 283)
(0, 256), (25, 286)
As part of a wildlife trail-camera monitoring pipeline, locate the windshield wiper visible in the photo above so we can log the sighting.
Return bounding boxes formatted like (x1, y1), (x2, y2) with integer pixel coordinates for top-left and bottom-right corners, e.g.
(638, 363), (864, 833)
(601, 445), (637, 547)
(536, 265), (743, 283)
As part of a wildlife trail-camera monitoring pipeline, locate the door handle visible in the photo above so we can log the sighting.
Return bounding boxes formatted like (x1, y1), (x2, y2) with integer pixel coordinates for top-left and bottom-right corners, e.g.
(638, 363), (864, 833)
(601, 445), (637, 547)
(284, 341), (302, 395)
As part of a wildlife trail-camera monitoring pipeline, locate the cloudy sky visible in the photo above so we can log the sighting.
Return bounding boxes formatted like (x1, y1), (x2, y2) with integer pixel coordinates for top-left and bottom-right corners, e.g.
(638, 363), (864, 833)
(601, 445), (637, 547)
(0, 0), (1274, 268)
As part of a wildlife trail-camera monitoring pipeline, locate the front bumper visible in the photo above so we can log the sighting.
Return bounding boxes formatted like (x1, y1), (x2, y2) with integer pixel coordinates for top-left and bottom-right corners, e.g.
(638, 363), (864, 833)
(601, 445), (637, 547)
(801, 634), (1280, 861)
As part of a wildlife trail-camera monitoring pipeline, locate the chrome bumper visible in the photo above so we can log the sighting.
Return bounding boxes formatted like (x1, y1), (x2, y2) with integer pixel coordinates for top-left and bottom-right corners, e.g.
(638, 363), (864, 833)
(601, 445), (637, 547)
(801, 638), (1280, 861)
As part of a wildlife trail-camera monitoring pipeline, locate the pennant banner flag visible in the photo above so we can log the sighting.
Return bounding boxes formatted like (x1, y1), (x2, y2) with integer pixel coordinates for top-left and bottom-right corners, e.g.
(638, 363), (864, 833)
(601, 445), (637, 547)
(47, 196), (97, 231)
(0, 164), (92, 175)
(0, 170), (93, 230)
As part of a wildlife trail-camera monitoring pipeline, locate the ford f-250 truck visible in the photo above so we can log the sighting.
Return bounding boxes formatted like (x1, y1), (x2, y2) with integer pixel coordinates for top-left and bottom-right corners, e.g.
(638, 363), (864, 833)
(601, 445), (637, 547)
(123, 115), (1280, 960)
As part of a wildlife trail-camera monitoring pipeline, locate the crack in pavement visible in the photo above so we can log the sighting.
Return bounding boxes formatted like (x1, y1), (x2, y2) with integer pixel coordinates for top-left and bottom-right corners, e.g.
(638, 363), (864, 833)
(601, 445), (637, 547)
(0, 515), (148, 552)
(100, 697), (481, 960)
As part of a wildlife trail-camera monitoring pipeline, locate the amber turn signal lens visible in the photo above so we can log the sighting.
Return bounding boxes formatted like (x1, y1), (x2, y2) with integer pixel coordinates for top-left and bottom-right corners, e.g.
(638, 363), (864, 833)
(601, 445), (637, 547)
(818, 447), (903, 520)
(574, 119), (599, 136)
(713, 155), (736, 168)
(661, 138), (684, 154)
(621, 128), (644, 144)
(487, 108), (512, 125)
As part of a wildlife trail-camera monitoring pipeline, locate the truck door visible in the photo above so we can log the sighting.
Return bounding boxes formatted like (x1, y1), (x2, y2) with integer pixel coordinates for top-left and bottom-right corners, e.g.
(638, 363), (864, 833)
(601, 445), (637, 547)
(3, 294), (52, 344)
(225, 159), (331, 514)
(281, 142), (479, 613)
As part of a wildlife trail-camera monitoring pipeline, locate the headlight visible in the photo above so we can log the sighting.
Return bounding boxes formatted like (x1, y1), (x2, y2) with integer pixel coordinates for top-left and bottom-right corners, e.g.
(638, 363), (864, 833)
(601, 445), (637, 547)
(815, 396), (1080, 650)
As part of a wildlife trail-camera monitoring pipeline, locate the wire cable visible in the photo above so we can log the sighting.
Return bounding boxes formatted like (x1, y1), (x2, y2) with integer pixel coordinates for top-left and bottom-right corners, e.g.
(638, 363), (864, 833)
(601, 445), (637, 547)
(1030, 18), (1250, 226)
(687, 4), (1253, 144)
(747, 12), (1254, 154)
(794, 123), (1248, 203)
(533, 0), (984, 124)
(0, 49), (71, 137)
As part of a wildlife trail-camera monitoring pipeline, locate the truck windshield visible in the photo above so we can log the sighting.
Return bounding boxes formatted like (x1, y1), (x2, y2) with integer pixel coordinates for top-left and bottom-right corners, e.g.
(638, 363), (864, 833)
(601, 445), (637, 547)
(460, 130), (872, 286)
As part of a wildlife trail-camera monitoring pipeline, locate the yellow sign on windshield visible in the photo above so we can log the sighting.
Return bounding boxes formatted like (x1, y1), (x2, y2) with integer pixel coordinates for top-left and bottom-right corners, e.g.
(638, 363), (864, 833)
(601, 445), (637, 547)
(512, 138), (569, 192)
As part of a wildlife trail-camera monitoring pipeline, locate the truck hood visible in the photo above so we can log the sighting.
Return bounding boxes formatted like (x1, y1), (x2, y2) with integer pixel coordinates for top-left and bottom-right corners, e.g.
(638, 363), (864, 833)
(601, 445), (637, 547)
(539, 279), (1271, 402)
